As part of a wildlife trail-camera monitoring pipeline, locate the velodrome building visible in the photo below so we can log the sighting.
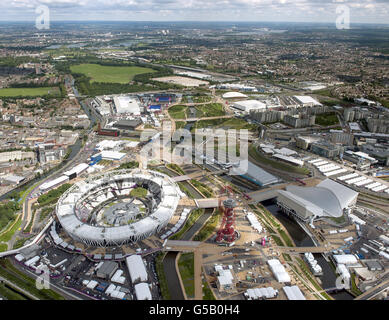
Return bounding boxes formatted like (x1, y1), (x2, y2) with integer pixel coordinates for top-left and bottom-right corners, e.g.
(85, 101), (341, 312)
(277, 179), (358, 222)
(55, 169), (183, 246)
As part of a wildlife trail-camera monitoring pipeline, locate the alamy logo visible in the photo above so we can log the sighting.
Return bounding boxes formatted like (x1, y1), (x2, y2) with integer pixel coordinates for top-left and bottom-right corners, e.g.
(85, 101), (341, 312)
(335, 265), (351, 290)
(140, 126), (249, 175)
(336, 5), (350, 30)
(35, 264), (50, 290)
(35, 5), (50, 30)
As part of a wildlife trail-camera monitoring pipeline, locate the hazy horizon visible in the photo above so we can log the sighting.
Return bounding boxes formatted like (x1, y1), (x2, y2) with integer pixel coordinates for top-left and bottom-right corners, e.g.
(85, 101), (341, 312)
(0, 0), (388, 25)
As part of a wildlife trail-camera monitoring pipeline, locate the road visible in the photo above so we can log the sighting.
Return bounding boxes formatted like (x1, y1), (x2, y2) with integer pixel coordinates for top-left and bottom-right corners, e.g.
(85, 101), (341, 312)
(10, 260), (84, 300)
(354, 276), (389, 300)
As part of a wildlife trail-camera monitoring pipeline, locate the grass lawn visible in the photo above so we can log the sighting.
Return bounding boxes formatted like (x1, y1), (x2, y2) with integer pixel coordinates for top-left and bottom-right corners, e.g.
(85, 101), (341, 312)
(0, 243), (8, 252)
(0, 215), (22, 243)
(0, 87), (60, 97)
(192, 95), (212, 103)
(177, 252), (217, 300)
(130, 187), (148, 198)
(249, 145), (310, 175)
(155, 252), (171, 300)
(193, 209), (221, 241)
(178, 253), (195, 298)
(166, 163), (185, 175)
(70, 64), (156, 83)
(175, 121), (187, 129)
(170, 209), (204, 240)
(190, 179), (214, 198)
(315, 113), (339, 126)
(202, 280), (216, 300)
(0, 283), (27, 300)
(278, 228), (294, 247)
(193, 103), (225, 118)
(168, 105), (187, 119)
(193, 117), (257, 132)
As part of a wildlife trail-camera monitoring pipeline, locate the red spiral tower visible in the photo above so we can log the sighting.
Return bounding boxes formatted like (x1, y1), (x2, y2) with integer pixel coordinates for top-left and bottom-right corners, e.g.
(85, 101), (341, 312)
(216, 198), (237, 243)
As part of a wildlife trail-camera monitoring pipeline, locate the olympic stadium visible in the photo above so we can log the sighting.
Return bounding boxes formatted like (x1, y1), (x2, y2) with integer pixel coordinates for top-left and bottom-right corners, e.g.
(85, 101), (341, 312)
(55, 169), (183, 246)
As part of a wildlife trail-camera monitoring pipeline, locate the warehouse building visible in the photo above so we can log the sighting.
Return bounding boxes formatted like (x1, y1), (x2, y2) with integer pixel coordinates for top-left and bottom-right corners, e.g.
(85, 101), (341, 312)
(233, 100), (267, 113)
(39, 175), (69, 192)
(311, 141), (343, 159)
(96, 261), (118, 280)
(231, 160), (280, 187)
(113, 119), (142, 131)
(113, 96), (141, 115)
(99, 151), (126, 161)
(294, 96), (322, 107)
(63, 163), (89, 180)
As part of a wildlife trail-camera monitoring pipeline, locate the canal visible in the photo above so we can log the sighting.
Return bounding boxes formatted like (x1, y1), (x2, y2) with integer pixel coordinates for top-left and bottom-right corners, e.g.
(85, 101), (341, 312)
(261, 199), (355, 300)
(157, 165), (215, 300)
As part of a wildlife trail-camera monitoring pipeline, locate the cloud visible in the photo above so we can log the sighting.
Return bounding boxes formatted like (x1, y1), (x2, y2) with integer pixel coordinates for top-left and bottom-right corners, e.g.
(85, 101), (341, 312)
(0, 0), (388, 23)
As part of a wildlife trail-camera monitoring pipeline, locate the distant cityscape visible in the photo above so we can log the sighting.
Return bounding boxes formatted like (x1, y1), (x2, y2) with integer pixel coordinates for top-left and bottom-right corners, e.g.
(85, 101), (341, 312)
(0, 18), (388, 303)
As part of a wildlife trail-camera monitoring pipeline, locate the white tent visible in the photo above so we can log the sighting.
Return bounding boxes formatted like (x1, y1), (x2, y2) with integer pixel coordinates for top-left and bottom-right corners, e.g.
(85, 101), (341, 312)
(126, 255), (148, 283)
(134, 283), (152, 300)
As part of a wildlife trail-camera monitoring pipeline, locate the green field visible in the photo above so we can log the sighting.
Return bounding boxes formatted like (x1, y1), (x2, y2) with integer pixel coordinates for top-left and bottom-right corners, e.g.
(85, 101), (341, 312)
(315, 113), (339, 126)
(193, 117), (258, 132)
(168, 105), (187, 119)
(0, 87), (60, 97)
(130, 187), (148, 198)
(191, 103), (225, 118)
(178, 253), (195, 298)
(70, 64), (156, 83)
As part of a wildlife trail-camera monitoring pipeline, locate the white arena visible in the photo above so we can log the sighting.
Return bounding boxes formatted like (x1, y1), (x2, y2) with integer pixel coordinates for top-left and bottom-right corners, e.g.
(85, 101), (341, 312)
(55, 169), (182, 246)
(277, 179), (358, 222)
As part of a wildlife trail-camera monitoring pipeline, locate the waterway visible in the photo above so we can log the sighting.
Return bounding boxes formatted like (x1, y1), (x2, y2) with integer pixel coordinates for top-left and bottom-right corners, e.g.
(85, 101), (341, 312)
(261, 199), (355, 300)
(158, 165), (214, 299)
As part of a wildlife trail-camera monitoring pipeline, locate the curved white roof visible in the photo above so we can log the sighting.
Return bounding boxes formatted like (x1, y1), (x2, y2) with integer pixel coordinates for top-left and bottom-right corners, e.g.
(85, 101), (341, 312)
(55, 169), (181, 246)
(222, 92), (248, 99)
(283, 179), (358, 218)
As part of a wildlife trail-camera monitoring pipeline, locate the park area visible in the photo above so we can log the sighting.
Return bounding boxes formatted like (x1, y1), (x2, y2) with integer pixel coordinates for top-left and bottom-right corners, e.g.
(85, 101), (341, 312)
(168, 103), (226, 120)
(70, 63), (156, 83)
(0, 87), (60, 97)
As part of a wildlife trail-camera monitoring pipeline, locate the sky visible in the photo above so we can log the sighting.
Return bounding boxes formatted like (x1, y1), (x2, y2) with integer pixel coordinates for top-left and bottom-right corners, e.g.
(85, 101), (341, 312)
(0, 0), (388, 24)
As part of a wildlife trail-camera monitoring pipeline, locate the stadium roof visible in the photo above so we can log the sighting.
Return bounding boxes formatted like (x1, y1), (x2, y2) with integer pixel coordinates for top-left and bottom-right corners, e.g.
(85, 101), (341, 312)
(55, 169), (182, 246)
(222, 92), (248, 99)
(281, 179), (358, 218)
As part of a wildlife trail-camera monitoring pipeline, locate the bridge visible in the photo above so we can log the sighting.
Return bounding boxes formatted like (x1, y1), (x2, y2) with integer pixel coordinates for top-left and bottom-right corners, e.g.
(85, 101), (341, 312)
(163, 240), (231, 300)
(0, 218), (53, 259)
(273, 245), (337, 254)
(192, 184), (286, 209)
